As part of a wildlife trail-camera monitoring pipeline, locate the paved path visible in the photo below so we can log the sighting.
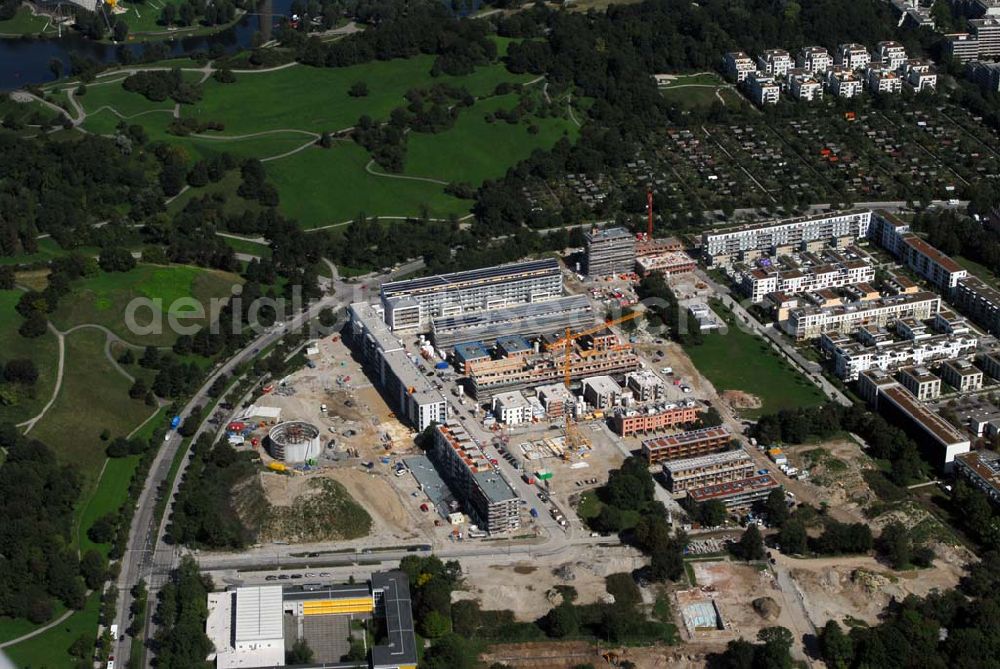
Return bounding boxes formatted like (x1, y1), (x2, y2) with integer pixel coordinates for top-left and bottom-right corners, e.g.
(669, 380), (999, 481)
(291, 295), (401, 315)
(364, 159), (450, 185)
(0, 608), (75, 649)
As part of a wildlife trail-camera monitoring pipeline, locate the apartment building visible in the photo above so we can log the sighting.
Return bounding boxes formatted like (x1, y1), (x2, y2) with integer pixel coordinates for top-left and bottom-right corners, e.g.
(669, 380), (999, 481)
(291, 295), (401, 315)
(797, 46), (832, 74)
(701, 210), (872, 266)
(756, 48), (793, 76)
(610, 402), (700, 437)
(746, 71), (781, 106)
(738, 255), (874, 303)
(875, 40), (908, 69)
(946, 32), (983, 62)
(868, 209), (911, 254)
(431, 421), (520, 534)
(782, 291), (941, 340)
(904, 59), (938, 91)
(858, 370), (970, 472)
(625, 369), (666, 402)
(866, 67), (904, 93)
(954, 276), (1000, 336)
(641, 426), (732, 464)
(823, 331), (978, 380)
(967, 60), (1000, 92)
(837, 43), (872, 70)
(978, 351), (1000, 380)
(941, 358), (985, 392)
(584, 227), (637, 279)
(898, 366), (942, 400)
(663, 448), (756, 494)
(955, 450), (1000, 505)
(723, 51), (757, 82)
(787, 69), (824, 101)
(492, 391), (531, 425)
(380, 258), (562, 331)
(901, 235), (968, 292)
(687, 474), (781, 511)
(826, 66), (864, 97)
(945, 17), (1000, 61)
(582, 375), (623, 409)
(348, 302), (448, 431)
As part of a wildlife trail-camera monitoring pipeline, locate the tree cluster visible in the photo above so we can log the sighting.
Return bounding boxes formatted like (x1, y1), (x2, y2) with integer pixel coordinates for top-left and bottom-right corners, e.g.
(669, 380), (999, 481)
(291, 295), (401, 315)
(122, 69), (203, 104)
(152, 556), (215, 669)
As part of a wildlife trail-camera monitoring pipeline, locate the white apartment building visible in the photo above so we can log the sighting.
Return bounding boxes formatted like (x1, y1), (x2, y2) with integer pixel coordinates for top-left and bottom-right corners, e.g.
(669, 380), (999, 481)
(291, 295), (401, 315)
(492, 391), (531, 425)
(724, 51), (757, 82)
(756, 48), (793, 76)
(875, 40), (908, 70)
(782, 291), (941, 340)
(826, 66), (864, 98)
(941, 358), (985, 392)
(740, 258), (874, 303)
(903, 59), (938, 93)
(702, 210), (872, 266)
(746, 71), (781, 106)
(837, 43), (872, 70)
(866, 67), (904, 94)
(797, 46), (832, 74)
(822, 332), (978, 380)
(787, 69), (824, 101)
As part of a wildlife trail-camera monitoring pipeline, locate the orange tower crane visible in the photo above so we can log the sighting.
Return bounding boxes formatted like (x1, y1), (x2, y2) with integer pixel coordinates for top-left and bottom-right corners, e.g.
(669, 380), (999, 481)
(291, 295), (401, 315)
(553, 311), (642, 452)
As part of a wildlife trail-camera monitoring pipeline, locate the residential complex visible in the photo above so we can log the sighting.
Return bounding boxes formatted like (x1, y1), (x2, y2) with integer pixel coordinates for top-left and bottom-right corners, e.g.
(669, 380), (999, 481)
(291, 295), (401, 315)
(431, 421), (520, 534)
(349, 302), (448, 431)
(826, 66), (864, 98)
(756, 48), (793, 76)
(583, 226), (637, 278)
(610, 402), (701, 437)
(736, 248), (874, 303)
(641, 426), (732, 464)
(663, 448), (756, 494)
(787, 69), (824, 101)
(701, 210), (872, 267)
(822, 330), (978, 380)
(581, 375), (623, 409)
(625, 369), (666, 402)
(687, 474), (782, 511)
(940, 358), (984, 392)
(953, 276), (1000, 336)
(206, 572), (417, 669)
(875, 40), (908, 69)
(967, 59), (1000, 92)
(635, 250), (697, 276)
(898, 365), (942, 401)
(945, 17), (1000, 62)
(380, 258), (562, 331)
(865, 67), (903, 94)
(781, 291), (941, 340)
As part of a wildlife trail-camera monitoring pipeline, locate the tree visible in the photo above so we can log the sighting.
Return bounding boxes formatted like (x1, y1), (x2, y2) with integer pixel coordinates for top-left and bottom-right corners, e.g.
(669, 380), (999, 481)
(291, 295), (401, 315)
(544, 603), (579, 637)
(819, 620), (854, 669)
(777, 519), (807, 555)
(878, 521), (912, 569)
(4, 358), (38, 385)
(98, 247), (137, 273)
(319, 131), (333, 148)
(349, 81), (369, 97)
(68, 633), (93, 659)
(756, 626), (794, 669)
(287, 638), (314, 664)
(732, 525), (766, 561)
(81, 549), (107, 589)
(88, 513), (117, 544)
(697, 499), (727, 527)
(763, 488), (789, 527)
(19, 311), (48, 338)
(421, 633), (476, 669)
(421, 609), (451, 638)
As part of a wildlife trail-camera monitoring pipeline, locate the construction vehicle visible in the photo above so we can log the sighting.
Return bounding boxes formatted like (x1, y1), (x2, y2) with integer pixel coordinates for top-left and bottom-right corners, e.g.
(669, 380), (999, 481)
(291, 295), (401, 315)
(547, 312), (643, 451)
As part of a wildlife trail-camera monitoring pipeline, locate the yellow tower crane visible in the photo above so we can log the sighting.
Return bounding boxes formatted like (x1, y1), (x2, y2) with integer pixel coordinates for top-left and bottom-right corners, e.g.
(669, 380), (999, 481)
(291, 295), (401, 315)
(552, 311), (642, 453)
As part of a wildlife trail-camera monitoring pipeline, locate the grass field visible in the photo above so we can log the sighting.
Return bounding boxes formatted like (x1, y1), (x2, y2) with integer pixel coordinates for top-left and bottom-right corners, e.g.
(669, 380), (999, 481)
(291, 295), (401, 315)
(403, 93), (578, 185)
(267, 142), (472, 228)
(49, 263), (243, 347)
(76, 454), (141, 558)
(658, 72), (726, 88)
(186, 57), (537, 136)
(658, 73), (742, 109)
(221, 235), (272, 258)
(0, 290), (61, 425)
(956, 255), (999, 288)
(0, 6), (52, 35)
(683, 305), (826, 417)
(30, 328), (160, 480)
(4, 591), (100, 668)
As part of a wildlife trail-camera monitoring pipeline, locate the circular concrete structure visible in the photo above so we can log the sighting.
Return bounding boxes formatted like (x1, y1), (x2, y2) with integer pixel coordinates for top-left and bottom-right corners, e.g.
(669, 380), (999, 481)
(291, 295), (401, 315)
(267, 421), (321, 463)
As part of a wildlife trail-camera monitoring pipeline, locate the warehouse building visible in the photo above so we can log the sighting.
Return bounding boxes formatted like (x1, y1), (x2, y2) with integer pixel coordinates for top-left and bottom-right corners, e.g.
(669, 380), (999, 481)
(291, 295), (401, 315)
(431, 294), (593, 347)
(687, 474), (781, 511)
(611, 402), (700, 437)
(205, 572), (417, 669)
(380, 258), (562, 331)
(701, 210), (872, 267)
(431, 421), (520, 534)
(641, 426), (732, 464)
(584, 227), (637, 278)
(349, 302), (448, 431)
(663, 448), (756, 494)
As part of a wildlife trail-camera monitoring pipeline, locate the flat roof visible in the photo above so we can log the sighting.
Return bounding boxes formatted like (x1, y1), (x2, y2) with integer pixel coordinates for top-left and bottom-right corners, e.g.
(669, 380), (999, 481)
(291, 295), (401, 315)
(381, 258), (559, 299)
(283, 583), (372, 602)
(663, 448), (753, 474)
(234, 586), (284, 643)
(902, 234), (964, 273)
(433, 294), (592, 332)
(643, 426), (731, 450)
(349, 302), (403, 354)
(583, 375), (622, 395)
(453, 340), (491, 360)
(688, 474), (780, 503)
(881, 385), (968, 445)
(382, 348), (445, 406)
(370, 571), (418, 668)
(956, 450), (1000, 490)
(585, 226), (633, 242)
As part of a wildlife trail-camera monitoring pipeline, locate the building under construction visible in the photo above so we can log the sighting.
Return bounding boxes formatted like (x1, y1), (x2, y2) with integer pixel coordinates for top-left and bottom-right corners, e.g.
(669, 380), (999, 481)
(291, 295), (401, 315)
(641, 426), (733, 464)
(583, 227), (636, 279)
(467, 328), (641, 401)
(431, 294), (593, 347)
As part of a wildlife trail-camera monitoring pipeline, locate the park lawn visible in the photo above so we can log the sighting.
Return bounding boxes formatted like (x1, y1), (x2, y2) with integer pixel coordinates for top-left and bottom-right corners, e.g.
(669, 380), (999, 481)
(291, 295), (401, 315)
(0, 237), (92, 266)
(660, 85), (729, 109)
(4, 591), (100, 669)
(172, 130), (318, 162)
(49, 264), (243, 347)
(683, 306), (827, 417)
(76, 454), (141, 558)
(30, 329), (153, 480)
(0, 603), (66, 645)
(658, 72), (726, 88)
(0, 6), (52, 35)
(403, 93), (578, 185)
(80, 76), (176, 119)
(117, 0), (197, 34)
(221, 235), (273, 258)
(185, 56), (536, 136)
(0, 290), (60, 425)
(267, 143), (472, 229)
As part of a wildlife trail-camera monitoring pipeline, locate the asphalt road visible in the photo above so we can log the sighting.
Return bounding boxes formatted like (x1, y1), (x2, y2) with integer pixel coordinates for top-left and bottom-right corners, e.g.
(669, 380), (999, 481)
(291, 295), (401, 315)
(112, 260), (422, 669)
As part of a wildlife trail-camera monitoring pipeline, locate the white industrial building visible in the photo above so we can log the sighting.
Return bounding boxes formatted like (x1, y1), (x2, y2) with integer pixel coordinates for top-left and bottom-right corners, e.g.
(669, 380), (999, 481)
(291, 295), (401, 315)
(207, 586), (285, 669)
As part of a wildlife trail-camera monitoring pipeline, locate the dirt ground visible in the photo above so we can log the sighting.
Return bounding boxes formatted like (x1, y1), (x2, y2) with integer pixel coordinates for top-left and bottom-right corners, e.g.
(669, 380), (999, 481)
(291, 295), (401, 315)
(778, 438), (875, 525)
(783, 547), (971, 627)
(453, 548), (647, 621)
(721, 390), (762, 411)
(481, 641), (728, 669)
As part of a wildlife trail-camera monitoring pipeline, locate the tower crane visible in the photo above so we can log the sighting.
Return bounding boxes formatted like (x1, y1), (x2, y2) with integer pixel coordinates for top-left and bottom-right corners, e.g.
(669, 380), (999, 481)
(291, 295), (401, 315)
(556, 311), (642, 452)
